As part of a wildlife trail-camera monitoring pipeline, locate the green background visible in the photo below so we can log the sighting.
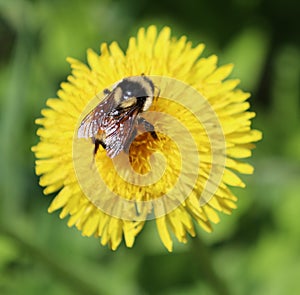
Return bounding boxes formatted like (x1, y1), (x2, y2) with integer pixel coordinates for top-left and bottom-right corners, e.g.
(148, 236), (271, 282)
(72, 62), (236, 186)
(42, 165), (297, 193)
(0, 0), (299, 294)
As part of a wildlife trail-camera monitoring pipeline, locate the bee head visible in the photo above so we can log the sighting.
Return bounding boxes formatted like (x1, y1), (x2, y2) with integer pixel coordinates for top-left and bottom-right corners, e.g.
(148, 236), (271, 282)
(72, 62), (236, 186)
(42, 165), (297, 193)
(119, 76), (152, 96)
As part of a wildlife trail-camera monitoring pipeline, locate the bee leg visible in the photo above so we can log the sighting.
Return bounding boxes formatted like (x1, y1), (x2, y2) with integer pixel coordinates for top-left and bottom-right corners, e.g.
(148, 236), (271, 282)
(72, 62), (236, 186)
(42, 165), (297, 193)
(103, 88), (111, 95)
(92, 138), (106, 155)
(93, 140), (99, 155)
(150, 131), (158, 139)
(138, 117), (158, 139)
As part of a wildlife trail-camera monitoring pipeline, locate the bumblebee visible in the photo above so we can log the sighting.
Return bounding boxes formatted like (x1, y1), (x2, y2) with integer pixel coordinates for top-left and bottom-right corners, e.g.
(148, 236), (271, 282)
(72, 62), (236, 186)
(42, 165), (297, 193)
(77, 75), (158, 158)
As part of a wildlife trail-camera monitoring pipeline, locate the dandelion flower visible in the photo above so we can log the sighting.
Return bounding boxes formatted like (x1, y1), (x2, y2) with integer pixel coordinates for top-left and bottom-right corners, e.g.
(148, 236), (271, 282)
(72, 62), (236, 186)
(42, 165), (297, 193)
(32, 25), (262, 251)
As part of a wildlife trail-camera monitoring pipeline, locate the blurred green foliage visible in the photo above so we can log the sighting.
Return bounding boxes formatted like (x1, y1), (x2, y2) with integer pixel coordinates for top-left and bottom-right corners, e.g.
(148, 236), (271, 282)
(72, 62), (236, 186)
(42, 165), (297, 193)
(0, 0), (299, 294)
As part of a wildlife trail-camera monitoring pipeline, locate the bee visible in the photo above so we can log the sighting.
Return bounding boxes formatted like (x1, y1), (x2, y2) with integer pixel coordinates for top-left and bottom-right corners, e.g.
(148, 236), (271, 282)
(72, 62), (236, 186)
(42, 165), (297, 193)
(77, 75), (158, 158)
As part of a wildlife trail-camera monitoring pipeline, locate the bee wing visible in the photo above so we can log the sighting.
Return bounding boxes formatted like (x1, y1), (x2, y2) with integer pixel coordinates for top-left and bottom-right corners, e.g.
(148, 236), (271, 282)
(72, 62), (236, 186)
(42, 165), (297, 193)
(77, 110), (100, 138)
(104, 107), (140, 158)
(77, 92), (116, 139)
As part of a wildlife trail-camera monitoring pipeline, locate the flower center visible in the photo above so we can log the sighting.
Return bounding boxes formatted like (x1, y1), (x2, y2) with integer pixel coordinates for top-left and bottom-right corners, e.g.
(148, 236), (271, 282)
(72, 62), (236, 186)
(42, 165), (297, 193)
(95, 132), (181, 202)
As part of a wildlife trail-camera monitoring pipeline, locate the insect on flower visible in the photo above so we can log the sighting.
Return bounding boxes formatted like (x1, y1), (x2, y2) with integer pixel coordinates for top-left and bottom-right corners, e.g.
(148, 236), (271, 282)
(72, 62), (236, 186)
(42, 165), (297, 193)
(77, 75), (158, 158)
(33, 26), (262, 251)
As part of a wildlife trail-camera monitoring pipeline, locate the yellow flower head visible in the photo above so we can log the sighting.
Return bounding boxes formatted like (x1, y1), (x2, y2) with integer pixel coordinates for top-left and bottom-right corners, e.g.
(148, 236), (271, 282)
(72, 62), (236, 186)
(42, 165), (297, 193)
(32, 25), (262, 251)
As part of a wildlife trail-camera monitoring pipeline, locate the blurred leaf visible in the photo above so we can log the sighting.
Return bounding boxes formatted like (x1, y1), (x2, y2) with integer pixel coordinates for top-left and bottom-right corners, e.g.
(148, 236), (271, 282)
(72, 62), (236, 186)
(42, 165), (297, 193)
(275, 183), (300, 239)
(137, 252), (197, 294)
(223, 27), (271, 92)
(285, 132), (300, 161)
(0, 235), (19, 271)
(247, 232), (300, 295)
(271, 45), (300, 133)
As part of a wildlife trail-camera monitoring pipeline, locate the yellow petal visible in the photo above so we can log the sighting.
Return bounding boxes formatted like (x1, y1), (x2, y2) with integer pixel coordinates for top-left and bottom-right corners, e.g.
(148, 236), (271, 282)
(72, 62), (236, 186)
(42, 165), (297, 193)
(156, 217), (173, 252)
(206, 64), (234, 83)
(223, 169), (246, 187)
